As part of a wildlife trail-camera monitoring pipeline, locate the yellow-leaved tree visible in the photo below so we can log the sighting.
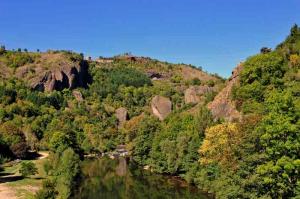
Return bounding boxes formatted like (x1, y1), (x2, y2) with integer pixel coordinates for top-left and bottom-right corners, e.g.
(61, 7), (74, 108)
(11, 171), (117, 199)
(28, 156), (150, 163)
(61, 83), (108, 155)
(199, 123), (244, 169)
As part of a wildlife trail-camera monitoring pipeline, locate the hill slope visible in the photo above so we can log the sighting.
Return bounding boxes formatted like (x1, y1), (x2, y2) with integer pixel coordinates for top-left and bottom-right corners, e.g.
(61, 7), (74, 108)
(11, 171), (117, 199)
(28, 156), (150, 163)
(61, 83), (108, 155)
(0, 25), (299, 199)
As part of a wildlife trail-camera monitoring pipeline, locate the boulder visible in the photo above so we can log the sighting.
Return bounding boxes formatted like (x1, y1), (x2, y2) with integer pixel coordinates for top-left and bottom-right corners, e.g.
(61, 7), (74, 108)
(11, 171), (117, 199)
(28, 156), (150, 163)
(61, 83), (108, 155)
(185, 86), (200, 104)
(151, 96), (172, 120)
(184, 85), (214, 104)
(115, 107), (128, 125)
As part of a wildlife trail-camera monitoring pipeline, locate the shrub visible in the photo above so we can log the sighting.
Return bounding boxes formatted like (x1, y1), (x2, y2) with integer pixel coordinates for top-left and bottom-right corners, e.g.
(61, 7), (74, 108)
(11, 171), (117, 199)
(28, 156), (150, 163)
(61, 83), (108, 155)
(19, 161), (38, 177)
(206, 80), (215, 87)
(1, 51), (36, 68)
(240, 52), (284, 86)
(35, 180), (57, 199)
(191, 78), (201, 85)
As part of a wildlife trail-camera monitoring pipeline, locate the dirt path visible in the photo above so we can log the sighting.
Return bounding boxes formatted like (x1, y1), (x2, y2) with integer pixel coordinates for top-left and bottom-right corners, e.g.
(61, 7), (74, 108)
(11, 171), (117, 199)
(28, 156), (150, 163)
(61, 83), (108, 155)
(38, 151), (49, 159)
(0, 182), (17, 199)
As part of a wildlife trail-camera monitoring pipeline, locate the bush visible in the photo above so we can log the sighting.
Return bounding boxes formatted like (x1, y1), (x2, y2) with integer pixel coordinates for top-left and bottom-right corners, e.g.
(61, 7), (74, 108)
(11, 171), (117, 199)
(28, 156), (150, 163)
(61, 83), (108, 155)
(191, 78), (201, 85)
(206, 80), (215, 87)
(1, 51), (36, 68)
(35, 180), (57, 199)
(19, 161), (38, 177)
(240, 52), (285, 86)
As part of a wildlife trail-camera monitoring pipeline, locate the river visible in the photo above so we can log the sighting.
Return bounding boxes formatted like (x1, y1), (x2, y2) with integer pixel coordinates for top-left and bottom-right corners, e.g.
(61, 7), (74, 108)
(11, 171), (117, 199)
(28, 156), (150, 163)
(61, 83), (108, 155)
(74, 157), (210, 199)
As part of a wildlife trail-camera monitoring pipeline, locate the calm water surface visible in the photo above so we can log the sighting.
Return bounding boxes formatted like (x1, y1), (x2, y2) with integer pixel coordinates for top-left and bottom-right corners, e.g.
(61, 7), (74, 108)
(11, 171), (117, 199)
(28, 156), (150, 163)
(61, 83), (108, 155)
(74, 157), (209, 199)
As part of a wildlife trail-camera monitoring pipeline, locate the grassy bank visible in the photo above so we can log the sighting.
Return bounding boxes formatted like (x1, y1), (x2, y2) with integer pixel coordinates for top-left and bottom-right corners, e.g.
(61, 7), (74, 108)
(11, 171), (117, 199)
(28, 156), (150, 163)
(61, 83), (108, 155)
(0, 152), (48, 199)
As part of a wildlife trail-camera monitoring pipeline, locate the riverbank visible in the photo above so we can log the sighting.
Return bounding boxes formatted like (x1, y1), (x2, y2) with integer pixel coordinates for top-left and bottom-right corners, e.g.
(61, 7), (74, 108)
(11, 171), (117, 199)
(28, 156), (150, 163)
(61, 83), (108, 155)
(0, 151), (49, 199)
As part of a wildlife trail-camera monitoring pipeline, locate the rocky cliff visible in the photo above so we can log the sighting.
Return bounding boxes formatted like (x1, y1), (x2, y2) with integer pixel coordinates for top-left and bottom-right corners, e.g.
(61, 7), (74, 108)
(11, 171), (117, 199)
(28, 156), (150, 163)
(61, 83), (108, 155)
(207, 63), (243, 121)
(1, 52), (90, 92)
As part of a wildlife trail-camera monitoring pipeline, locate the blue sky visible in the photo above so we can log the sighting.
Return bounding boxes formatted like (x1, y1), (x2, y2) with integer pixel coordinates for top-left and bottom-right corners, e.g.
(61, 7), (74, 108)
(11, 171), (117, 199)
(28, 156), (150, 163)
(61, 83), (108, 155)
(0, 0), (299, 77)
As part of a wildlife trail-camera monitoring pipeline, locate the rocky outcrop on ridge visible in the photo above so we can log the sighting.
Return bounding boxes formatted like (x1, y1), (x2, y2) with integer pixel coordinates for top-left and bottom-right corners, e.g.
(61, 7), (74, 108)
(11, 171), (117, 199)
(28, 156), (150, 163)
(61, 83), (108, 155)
(207, 63), (243, 121)
(14, 52), (89, 92)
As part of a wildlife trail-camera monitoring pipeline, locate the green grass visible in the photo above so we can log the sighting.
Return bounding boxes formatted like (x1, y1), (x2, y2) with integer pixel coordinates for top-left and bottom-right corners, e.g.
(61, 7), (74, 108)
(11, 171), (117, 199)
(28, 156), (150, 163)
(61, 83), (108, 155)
(0, 151), (49, 199)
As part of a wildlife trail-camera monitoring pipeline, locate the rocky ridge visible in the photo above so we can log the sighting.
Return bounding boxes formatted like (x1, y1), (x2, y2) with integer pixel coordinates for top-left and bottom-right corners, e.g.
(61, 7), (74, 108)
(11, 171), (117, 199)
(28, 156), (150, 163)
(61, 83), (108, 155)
(207, 63), (243, 121)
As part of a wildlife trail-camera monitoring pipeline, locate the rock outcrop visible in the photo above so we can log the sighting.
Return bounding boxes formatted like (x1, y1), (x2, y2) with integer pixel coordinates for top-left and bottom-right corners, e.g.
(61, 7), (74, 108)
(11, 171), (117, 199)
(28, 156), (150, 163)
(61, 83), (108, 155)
(14, 52), (89, 92)
(151, 96), (172, 120)
(184, 85), (214, 104)
(115, 107), (128, 126)
(207, 63), (243, 122)
(30, 64), (88, 92)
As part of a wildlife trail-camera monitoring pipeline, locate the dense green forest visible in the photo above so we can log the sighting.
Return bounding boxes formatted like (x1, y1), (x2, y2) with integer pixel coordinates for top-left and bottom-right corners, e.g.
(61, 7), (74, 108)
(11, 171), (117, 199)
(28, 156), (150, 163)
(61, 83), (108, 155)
(0, 25), (299, 199)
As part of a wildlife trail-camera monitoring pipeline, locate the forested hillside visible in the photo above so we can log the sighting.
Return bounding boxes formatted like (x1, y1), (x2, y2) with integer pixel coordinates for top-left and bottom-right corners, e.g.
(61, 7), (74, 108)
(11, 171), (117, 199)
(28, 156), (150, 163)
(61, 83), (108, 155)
(0, 25), (299, 199)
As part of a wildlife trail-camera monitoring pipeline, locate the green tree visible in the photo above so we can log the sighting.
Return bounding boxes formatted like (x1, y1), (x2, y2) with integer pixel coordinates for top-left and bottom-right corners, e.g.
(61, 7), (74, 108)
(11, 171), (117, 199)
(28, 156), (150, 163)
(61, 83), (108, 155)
(55, 148), (80, 199)
(132, 116), (161, 165)
(253, 90), (300, 198)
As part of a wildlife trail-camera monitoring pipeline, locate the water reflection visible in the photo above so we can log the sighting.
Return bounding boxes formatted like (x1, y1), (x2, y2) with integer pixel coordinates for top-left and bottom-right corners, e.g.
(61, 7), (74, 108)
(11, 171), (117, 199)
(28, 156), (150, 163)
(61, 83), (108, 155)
(74, 157), (208, 199)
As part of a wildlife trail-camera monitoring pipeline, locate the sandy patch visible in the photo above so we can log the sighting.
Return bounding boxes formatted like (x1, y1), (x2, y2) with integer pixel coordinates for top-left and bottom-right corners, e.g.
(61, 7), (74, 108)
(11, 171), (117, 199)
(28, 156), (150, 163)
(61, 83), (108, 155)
(0, 183), (17, 199)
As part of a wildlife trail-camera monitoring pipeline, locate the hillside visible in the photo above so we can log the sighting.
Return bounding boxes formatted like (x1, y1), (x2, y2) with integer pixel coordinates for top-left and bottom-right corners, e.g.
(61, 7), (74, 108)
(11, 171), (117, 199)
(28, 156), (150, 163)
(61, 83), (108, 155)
(0, 25), (299, 199)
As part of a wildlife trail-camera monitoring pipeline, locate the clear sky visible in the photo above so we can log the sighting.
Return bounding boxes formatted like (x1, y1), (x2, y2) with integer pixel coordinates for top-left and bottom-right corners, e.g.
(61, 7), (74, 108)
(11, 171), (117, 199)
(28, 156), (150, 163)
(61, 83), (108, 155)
(0, 0), (299, 77)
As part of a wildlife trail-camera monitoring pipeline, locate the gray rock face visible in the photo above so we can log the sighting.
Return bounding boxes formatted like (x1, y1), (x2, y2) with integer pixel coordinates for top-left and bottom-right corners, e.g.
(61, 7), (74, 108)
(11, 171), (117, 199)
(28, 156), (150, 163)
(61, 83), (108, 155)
(207, 63), (242, 122)
(115, 107), (128, 126)
(30, 63), (89, 92)
(184, 85), (214, 104)
(151, 96), (172, 120)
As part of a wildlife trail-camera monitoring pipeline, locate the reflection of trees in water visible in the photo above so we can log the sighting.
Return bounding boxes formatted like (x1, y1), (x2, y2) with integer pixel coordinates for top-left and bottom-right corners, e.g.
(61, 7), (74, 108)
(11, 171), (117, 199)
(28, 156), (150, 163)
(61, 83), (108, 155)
(74, 157), (207, 199)
(116, 157), (127, 177)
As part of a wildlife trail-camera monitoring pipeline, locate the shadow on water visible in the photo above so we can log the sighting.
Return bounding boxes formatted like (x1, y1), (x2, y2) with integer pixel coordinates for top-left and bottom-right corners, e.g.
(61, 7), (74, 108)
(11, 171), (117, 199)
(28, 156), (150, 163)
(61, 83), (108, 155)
(24, 151), (42, 160)
(74, 157), (209, 199)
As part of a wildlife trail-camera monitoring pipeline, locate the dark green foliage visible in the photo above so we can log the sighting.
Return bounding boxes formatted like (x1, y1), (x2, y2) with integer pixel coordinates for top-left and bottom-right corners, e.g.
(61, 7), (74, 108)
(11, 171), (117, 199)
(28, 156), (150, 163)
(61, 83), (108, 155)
(26, 91), (66, 110)
(132, 116), (161, 165)
(191, 78), (201, 85)
(19, 161), (38, 177)
(55, 148), (80, 199)
(38, 148), (80, 199)
(0, 84), (17, 105)
(132, 107), (214, 184)
(206, 79), (215, 87)
(0, 121), (28, 158)
(240, 52), (285, 86)
(35, 180), (57, 199)
(128, 107), (214, 184)
(253, 90), (300, 198)
(89, 66), (152, 98)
